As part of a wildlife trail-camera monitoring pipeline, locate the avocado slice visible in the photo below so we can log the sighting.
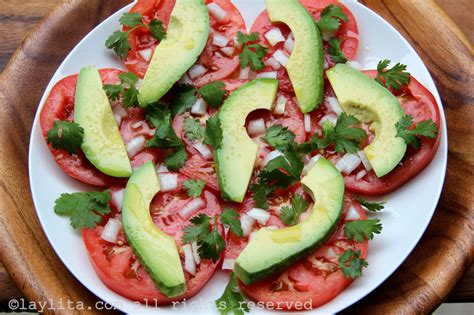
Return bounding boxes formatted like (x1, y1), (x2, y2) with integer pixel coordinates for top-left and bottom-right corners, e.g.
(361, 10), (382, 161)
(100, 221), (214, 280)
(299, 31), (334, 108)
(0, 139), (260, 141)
(122, 161), (186, 297)
(326, 64), (407, 177)
(74, 66), (132, 177)
(234, 158), (344, 285)
(138, 0), (210, 106)
(215, 79), (279, 202)
(266, 0), (324, 113)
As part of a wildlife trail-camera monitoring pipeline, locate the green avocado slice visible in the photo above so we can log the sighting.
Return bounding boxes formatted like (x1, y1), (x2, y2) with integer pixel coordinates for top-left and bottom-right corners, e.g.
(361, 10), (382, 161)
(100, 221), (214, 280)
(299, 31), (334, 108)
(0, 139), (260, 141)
(122, 162), (186, 297)
(234, 158), (344, 285)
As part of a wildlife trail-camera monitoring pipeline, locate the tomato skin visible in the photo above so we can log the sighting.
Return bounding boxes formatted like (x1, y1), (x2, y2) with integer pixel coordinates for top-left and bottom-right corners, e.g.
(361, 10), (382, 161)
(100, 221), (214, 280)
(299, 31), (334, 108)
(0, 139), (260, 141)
(344, 71), (442, 195)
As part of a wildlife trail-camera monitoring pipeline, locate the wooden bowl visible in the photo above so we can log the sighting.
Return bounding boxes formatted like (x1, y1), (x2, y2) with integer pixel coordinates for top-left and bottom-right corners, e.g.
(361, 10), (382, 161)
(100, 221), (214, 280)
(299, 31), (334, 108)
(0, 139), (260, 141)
(0, 0), (472, 313)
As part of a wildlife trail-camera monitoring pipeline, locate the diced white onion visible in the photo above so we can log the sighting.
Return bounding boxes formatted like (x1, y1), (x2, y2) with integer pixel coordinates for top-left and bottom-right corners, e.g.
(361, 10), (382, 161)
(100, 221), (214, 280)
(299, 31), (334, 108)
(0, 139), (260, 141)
(247, 118), (266, 137)
(158, 173), (178, 192)
(233, 35), (242, 50)
(131, 121), (143, 130)
(156, 164), (169, 174)
(247, 208), (271, 225)
(346, 60), (363, 71)
(336, 153), (362, 175)
(238, 67), (250, 79)
(126, 136), (146, 158)
(192, 242), (201, 265)
(256, 71), (278, 79)
(101, 218), (122, 243)
(240, 214), (256, 237)
(135, 79), (143, 91)
(222, 258), (235, 270)
(220, 46), (235, 57)
(324, 59), (329, 69)
(191, 98), (208, 116)
(319, 114), (338, 127)
(266, 225), (278, 230)
(346, 206), (361, 221)
(264, 28), (285, 46)
(261, 150), (283, 168)
(356, 169), (367, 180)
(302, 154), (321, 176)
(113, 114), (122, 126)
(193, 142), (213, 160)
(179, 198), (206, 220)
(249, 231), (258, 241)
(212, 32), (230, 47)
(188, 64), (207, 80)
(326, 96), (343, 116)
(138, 48), (153, 62)
(273, 95), (287, 115)
(111, 189), (124, 211)
(284, 36), (294, 54)
(358, 150), (373, 171)
(264, 57), (281, 70)
(182, 244), (197, 276)
(326, 247), (337, 259)
(179, 73), (193, 85)
(273, 50), (289, 67)
(304, 114), (311, 133)
(113, 104), (128, 118)
(207, 3), (228, 21)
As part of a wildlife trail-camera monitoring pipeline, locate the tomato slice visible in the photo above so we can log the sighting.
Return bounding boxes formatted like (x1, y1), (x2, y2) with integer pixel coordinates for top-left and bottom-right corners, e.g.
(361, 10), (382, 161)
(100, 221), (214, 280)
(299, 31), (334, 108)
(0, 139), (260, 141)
(83, 174), (223, 304)
(123, 0), (246, 85)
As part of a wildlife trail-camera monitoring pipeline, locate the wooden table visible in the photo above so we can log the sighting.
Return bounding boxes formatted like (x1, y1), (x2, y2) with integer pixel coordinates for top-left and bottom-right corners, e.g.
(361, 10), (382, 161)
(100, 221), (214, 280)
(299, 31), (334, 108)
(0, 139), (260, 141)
(0, 0), (472, 310)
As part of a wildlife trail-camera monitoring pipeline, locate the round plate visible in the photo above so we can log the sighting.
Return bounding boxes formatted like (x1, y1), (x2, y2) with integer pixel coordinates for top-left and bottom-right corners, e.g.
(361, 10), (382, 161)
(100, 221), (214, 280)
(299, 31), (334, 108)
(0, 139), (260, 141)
(28, 0), (448, 313)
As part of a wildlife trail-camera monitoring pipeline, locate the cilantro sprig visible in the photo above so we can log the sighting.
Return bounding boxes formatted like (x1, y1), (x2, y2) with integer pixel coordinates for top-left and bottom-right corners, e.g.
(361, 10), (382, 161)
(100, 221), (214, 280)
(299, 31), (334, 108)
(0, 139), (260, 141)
(215, 272), (250, 315)
(184, 118), (205, 141)
(357, 197), (386, 212)
(262, 125), (296, 151)
(236, 32), (268, 71)
(183, 179), (206, 198)
(344, 219), (383, 242)
(198, 81), (227, 108)
(103, 71), (141, 108)
(338, 249), (368, 279)
(170, 82), (227, 115)
(375, 59), (411, 90)
(317, 4), (348, 31)
(105, 12), (166, 59)
(279, 195), (309, 226)
(54, 190), (111, 229)
(327, 37), (347, 64)
(47, 121), (84, 154)
(395, 114), (438, 148)
(204, 115), (223, 150)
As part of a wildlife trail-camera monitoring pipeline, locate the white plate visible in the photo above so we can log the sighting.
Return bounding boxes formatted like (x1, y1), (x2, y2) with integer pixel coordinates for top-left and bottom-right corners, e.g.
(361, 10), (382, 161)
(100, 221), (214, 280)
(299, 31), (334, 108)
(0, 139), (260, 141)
(28, 0), (447, 314)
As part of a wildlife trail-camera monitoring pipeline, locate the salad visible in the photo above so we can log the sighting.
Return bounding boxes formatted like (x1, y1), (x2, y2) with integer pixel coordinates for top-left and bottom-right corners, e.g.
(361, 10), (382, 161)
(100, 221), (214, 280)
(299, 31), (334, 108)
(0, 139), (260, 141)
(38, 0), (441, 312)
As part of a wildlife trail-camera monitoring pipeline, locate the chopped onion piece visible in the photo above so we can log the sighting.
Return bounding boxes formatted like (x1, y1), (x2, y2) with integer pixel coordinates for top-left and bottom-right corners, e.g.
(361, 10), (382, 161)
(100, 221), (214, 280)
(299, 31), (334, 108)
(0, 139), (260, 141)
(238, 67), (250, 79)
(266, 225), (278, 230)
(111, 189), (124, 211)
(256, 71), (277, 79)
(193, 142), (213, 160)
(138, 48), (153, 62)
(336, 153), (362, 175)
(302, 154), (321, 175)
(247, 208), (271, 225)
(182, 244), (197, 276)
(113, 104), (128, 118)
(358, 150), (373, 171)
(319, 114), (338, 126)
(158, 173), (178, 192)
(222, 258), (235, 270)
(220, 46), (235, 57)
(273, 50), (289, 67)
(188, 64), (207, 80)
(179, 73), (193, 85)
(264, 57), (281, 70)
(131, 121), (143, 130)
(304, 114), (311, 133)
(324, 59), (329, 69)
(249, 231), (258, 241)
(126, 136), (146, 158)
(356, 169), (367, 180)
(273, 95), (287, 115)
(264, 28), (285, 46)
(191, 98), (208, 116)
(261, 150), (283, 168)
(156, 164), (169, 173)
(326, 96), (343, 116)
(113, 114), (122, 126)
(346, 206), (361, 221)
(284, 36), (294, 54)
(192, 242), (201, 265)
(240, 214), (256, 237)
(212, 32), (230, 47)
(101, 218), (122, 243)
(233, 35), (242, 50)
(326, 247), (337, 259)
(207, 3), (228, 21)
(179, 198), (206, 220)
(346, 60), (363, 70)
(247, 118), (266, 137)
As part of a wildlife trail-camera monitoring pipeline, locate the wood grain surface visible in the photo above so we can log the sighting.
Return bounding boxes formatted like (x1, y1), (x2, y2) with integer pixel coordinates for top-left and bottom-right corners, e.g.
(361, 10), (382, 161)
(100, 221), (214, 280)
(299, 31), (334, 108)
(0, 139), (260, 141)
(0, 0), (472, 313)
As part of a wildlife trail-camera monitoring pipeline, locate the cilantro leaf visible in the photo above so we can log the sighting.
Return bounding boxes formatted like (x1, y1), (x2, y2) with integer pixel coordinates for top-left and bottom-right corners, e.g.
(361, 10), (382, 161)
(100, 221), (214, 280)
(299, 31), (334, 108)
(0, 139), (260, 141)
(344, 219), (383, 242)
(47, 121), (84, 154)
(395, 114), (438, 148)
(54, 190), (111, 229)
(327, 37), (347, 63)
(171, 84), (197, 116)
(119, 12), (143, 27)
(184, 117), (205, 141)
(183, 215), (225, 262)
(279, 195), (309, 226)
(164, 146), (188, 171)
(356, 197), (386, 212)
(338, 249), (368, 279)
(204, 115), (223, 149)
(183, 179), (206, 198)
(123, 86), (139, 108)
(220, 209), (244, 237)
(148, 19), (167, 40)
(182, 214), (212, 243)
(215, 272), (250, 315)
(263, 125), (296, 150)
(375, 59), (411, 90)
(119, 71), (139, 85)
(237, 31), (268, 71)
(103, 84), (124, 101)
(318, 4), (348, 31)
(198, 81), (226, 108)
(249, 183), (272, 209)
(105, 30), (131, 59)
(103, 71), (140, 107)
